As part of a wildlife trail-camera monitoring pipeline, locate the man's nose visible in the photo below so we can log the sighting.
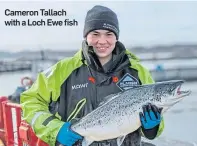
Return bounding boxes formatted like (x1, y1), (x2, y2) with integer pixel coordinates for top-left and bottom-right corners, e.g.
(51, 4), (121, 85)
(98, 35), (107, 44)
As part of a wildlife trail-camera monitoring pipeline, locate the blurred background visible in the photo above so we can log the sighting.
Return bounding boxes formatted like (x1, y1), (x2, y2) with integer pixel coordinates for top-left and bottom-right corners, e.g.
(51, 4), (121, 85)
(0, 1), (197, 145)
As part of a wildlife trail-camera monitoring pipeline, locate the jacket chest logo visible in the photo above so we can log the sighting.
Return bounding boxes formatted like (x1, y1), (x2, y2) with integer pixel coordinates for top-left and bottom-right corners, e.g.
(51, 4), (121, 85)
(72, 83), (88, 90)
(116, 73), (139, 91)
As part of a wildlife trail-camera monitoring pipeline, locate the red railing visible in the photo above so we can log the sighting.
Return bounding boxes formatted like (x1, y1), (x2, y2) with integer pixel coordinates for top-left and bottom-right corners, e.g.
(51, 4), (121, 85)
(0, 96), (7, 145)
(0, 96), (48, 146)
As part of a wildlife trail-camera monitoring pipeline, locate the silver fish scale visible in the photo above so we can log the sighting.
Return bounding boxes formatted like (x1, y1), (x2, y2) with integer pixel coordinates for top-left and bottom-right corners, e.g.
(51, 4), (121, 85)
(70, 80), (190, 145)
(72, 85), (156, 131)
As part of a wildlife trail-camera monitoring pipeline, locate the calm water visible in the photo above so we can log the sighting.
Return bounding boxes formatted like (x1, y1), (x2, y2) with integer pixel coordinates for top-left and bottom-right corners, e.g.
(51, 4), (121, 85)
(0, 71), (197, 144)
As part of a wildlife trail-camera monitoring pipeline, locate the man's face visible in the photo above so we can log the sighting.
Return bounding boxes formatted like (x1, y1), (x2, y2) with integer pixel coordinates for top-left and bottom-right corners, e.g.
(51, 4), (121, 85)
(86, 29), (117, 59)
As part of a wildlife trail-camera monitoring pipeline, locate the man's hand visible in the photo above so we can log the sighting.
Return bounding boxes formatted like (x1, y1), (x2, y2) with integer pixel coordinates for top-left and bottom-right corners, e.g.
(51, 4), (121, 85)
(56, 122), (82, 146)
(139, 103), (163, 140)
(139, 103), (162, 129)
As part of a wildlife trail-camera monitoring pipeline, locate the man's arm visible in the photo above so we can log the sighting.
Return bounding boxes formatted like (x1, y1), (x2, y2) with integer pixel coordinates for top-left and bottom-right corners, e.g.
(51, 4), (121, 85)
(138, 65), (164, 139)
(130, 61), (164, 139)
(20, 65), (64, 145)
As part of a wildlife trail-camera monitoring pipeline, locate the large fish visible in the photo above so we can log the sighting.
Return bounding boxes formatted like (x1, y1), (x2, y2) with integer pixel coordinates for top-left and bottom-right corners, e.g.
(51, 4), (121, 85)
(70, 80), (191, 146)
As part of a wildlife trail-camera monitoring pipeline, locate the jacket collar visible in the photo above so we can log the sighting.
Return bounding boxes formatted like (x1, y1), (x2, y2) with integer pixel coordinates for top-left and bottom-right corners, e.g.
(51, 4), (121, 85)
(81, 40), (130, 73)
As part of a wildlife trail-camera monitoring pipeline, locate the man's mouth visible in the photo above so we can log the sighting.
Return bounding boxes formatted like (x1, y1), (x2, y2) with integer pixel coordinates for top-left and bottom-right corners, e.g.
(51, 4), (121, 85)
(96, 47), (108, 52)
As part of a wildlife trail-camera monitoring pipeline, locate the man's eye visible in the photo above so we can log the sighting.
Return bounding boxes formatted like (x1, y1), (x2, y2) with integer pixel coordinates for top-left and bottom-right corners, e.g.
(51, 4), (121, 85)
(93, 33), (98, 36)
(107, 33), (113, 36)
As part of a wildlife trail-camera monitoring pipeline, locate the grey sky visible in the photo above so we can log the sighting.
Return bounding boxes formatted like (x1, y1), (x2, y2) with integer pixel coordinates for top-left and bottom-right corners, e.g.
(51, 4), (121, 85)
(0, 1), (197, 52)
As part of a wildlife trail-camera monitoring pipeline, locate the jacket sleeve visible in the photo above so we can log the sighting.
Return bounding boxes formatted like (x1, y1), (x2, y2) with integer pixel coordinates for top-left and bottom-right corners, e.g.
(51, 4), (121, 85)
(20, 63), (64, 146)
(130, 61), (165, 139)
(20, 53), (83, 146)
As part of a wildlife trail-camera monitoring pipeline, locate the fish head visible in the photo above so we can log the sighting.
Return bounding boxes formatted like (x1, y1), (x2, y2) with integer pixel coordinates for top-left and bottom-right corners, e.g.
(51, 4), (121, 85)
(153, 80), (191, 113)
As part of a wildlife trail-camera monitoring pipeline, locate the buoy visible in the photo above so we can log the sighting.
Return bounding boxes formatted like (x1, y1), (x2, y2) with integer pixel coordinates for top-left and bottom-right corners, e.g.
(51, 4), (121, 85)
(21, 76), (33, 86)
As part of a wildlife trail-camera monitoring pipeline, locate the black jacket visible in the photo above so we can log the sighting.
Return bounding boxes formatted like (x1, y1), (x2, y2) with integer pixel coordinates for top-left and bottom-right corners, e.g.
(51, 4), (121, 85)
(54, 41), (158, 146)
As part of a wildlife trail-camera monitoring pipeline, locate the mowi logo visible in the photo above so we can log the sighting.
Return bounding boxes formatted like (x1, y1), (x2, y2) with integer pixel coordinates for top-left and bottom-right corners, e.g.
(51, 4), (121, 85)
(72, 83), (88, 90)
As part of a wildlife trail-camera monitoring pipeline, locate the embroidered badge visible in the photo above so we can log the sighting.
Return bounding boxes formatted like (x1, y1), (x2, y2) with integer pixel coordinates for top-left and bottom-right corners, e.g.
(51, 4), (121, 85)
(116, 73), (139, 91)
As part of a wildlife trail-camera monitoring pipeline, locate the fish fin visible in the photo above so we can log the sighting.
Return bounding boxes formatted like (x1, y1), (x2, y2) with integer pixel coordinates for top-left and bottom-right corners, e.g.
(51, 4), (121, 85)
(82, 137), (94, 146)
(117, 135), (126, 146)
(98, 92), (120, 106)
(98, 85), (143, 107)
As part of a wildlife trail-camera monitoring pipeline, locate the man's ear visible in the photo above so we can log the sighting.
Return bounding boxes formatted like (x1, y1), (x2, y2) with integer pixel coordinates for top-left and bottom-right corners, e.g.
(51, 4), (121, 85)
(84, 38), (90, 45)
(83, 39), (88, 45)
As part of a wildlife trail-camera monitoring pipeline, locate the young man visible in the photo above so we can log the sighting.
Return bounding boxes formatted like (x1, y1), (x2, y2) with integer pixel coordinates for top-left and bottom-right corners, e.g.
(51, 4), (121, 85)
(21, 5), (164, 146)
